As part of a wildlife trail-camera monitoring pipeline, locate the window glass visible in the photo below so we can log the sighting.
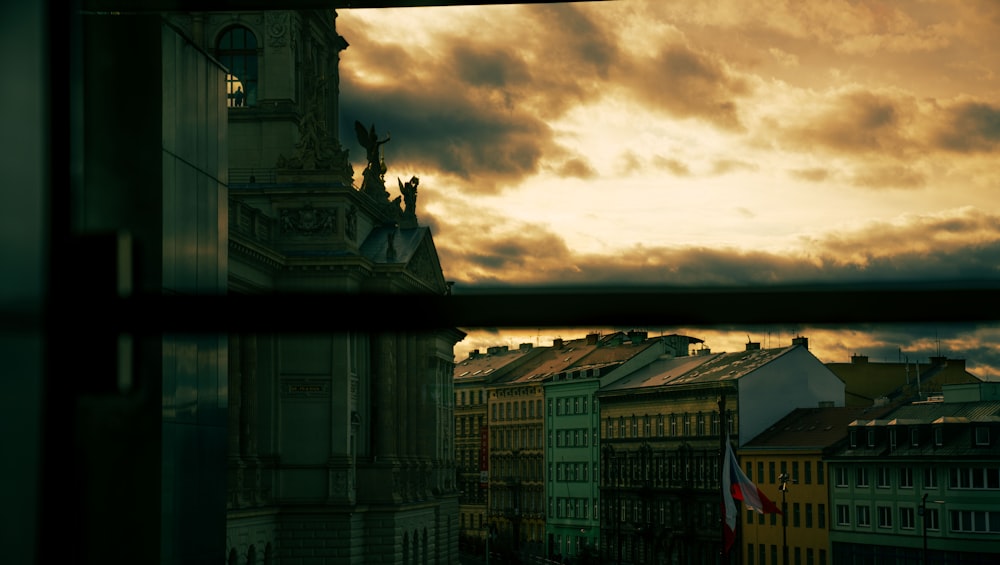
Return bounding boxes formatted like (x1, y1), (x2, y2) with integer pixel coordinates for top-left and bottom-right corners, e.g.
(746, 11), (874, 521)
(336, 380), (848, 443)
(216, 26), (258, 107)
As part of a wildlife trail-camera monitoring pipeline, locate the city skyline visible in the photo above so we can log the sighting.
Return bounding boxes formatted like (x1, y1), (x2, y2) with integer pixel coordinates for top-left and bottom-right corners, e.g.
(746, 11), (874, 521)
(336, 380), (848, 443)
(334, 1), (999, 376)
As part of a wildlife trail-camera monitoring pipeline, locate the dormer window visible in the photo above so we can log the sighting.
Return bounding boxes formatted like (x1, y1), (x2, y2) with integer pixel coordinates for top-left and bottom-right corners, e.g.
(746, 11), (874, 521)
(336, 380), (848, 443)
(910, 427), (920, 447)
(889, 428), (897, 449)
(934, 427), (944, 446)
(867, 429), (876, 447)
(850, 430), (858, 448)
(975, 427), (990, 446)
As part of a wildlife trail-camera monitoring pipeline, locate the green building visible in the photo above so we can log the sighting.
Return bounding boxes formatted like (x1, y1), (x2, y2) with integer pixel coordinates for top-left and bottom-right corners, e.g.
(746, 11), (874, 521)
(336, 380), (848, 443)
(543, 332), (697, 562)
(828, 382), (1000, 564)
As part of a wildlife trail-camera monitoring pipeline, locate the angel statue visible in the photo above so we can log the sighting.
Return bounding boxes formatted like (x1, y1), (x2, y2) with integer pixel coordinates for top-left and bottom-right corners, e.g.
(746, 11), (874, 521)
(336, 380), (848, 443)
(355, 121), (391, 175)
(399, 176), (419, 217)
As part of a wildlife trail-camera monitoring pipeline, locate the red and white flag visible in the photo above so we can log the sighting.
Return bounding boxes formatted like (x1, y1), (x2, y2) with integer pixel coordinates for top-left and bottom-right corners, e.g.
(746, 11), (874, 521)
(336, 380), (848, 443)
(722, 436), (781, 553)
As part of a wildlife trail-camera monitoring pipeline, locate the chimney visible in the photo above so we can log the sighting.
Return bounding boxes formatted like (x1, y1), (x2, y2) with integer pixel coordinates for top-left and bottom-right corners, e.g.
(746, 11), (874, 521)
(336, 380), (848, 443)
(929, 356), (948, 367)
(519, 343), (533, 352)
(851, 354), (868, 364)
(553, 338), (564, 349)
(586, 333), (599, 345)
(792, 336), (809, 350)
(627, 330), (647, 344)
(745, 342), (761, 351)
(468, 349), (480, 359)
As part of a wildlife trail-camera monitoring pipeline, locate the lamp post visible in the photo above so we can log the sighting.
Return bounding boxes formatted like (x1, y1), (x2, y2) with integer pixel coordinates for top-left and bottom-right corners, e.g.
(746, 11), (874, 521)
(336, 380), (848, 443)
(603, 444), (622, 565)
(918, 494), (944, 565)
(777, 472), (795, 565)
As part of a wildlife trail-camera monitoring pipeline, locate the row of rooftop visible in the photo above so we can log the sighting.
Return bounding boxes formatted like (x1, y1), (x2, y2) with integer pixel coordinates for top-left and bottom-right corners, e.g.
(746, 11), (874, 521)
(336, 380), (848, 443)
(455, 331), (979, 410)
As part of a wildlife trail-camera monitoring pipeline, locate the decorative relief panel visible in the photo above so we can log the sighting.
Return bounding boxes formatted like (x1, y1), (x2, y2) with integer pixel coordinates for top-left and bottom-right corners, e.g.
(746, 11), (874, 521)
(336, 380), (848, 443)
(280, 204), (336, 236)
(266, 12), (289, 47)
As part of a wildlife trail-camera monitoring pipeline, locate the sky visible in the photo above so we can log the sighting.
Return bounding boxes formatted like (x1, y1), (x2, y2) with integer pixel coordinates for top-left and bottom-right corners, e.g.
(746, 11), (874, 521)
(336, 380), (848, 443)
(334, 0), (1000, 377)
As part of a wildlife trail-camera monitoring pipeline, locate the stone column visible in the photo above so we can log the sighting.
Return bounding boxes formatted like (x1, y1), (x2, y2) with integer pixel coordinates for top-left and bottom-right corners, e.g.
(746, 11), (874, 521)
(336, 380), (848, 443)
(240, 333), (260, 504)
(374, 332), (397, 458)
(228, 334), (245, 508)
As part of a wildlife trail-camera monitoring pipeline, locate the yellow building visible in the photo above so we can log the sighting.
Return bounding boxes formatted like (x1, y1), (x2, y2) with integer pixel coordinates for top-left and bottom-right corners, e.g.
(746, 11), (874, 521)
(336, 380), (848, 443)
(738, 406), (893, 565)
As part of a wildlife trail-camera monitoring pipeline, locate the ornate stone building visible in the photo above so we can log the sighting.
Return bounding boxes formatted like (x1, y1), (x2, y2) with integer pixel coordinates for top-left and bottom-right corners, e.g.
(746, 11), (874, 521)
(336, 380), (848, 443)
(169, 9), (465, 564)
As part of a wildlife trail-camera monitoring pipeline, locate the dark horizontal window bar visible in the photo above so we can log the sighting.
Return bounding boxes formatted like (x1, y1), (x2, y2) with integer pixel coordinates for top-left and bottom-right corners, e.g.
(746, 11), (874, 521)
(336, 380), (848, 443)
(44, 283), (1000, 334)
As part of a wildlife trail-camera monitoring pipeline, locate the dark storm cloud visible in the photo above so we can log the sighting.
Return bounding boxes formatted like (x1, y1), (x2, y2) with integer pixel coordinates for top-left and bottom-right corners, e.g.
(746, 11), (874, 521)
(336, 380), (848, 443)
(443, 209), (1000, 287)
(934, 101), (1000, 152)
(340, 83), (550, 190)
(616, 44), (750, 131)
(338, 4), (620, 193)
(452, 44), (531, 90)
(785, 90), (909, 155)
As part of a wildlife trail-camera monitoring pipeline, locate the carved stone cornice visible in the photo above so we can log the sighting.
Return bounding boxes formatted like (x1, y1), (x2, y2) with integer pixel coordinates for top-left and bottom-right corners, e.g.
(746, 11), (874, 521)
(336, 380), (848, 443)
(229, 238), (285, 272)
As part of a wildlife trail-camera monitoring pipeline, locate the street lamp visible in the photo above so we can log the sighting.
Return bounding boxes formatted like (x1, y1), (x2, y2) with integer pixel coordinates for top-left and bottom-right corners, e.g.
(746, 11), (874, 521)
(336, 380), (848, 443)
(603, 444), (622, 565)
(919, 494), (944, 565)
(777, 472), (796, 565)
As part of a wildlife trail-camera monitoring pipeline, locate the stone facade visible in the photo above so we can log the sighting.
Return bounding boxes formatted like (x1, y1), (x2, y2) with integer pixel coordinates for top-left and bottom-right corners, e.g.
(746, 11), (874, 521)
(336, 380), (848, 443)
(166, 8), (463, 564)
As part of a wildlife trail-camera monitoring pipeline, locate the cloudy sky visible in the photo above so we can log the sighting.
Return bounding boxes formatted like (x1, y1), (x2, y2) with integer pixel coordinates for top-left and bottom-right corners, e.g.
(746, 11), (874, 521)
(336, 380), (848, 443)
(334, 0), (999, 376)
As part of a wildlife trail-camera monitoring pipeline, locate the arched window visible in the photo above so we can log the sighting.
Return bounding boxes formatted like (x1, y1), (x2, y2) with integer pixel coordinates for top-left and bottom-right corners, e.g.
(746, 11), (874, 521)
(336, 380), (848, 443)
(216, 26), (258, 108)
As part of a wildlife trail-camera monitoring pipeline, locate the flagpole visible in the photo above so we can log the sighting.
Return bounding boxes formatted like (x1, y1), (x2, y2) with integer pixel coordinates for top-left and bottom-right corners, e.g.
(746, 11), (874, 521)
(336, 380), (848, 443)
(719, 392), (728, 565)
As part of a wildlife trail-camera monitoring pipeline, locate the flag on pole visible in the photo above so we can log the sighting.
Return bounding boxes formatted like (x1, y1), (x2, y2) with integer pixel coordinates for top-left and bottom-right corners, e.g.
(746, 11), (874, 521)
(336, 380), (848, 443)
(722, 436), (781, 552)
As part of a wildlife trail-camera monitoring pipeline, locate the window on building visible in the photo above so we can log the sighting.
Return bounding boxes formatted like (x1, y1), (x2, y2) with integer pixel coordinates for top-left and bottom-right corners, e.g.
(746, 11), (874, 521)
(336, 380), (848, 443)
(876, 466), (891, 488)
(976, 427), (990, 446)
(657, 415), (664, 437)
(805, 503), (813, 528)
(792, 461), (799, 483)
(696, 413), (705, 436)
(856, 505), (871, 527)
(911, 427), (920, 446)
(670, 414), (677, 437)
(934, 427), (943, 446)
(644, 415), (651, 437)
(836, 504), (851, 526)
(712, 412), (720, 436)
(769, 462), (776, 484)
(949, 467), (1000, 489)
(867, 429), (876, 447)
(899, 467), (914, 488)
(834, 466), (848, 487)
(818, 462), (825, 485)
(631, 416), (638, 438)
(804, 461), (812, 485)
(900, 507), (915, 530)
(950, 510), (1000, 533)
(758, 462), (765, 484)
(856, 467), (869, 488)
(924, 466), (938, 488)
(216, 26), (258, 108)
(889, 428), (897, 449)
(849, 430), (857, 448)
(793, 503), (800, 527)
(818, 504), (826, 529)
(877, 505), (892, 528)
(683, 414), (690, 436)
